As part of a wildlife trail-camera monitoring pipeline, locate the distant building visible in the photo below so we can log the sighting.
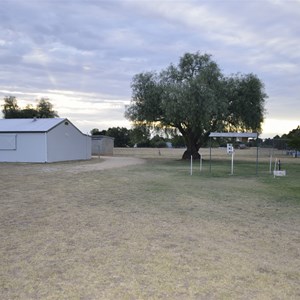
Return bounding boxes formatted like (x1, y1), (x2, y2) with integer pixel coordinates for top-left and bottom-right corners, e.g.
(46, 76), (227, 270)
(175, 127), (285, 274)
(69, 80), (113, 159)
(166, 142), (173, 148)
(0, 118), (91, 163)
(91, 135), (114, 156)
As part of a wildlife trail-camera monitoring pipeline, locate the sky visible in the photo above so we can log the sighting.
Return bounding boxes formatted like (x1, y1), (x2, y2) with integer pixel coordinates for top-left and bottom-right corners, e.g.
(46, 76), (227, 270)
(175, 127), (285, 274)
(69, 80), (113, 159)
(0, 0), (299, 138)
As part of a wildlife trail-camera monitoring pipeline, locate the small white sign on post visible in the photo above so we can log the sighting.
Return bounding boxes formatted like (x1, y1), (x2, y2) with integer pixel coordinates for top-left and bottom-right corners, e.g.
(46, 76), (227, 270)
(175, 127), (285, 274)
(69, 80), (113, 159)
(227, 143), (234, 154)
(227, 144), (235, 175)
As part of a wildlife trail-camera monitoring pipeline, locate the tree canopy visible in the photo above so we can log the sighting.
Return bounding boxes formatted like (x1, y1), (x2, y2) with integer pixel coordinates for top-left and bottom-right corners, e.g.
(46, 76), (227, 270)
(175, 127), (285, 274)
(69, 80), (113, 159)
(286, 126), (300, 157)
(126, 52), (267, 159)
(2, 96), (59, 119)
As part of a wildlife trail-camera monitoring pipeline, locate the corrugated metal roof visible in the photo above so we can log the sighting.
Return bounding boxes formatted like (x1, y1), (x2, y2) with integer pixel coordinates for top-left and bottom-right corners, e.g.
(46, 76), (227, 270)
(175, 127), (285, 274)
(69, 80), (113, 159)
(0, 118), (66, 132)
(91, 135), (115, 140)
(209, 132), (258, 138)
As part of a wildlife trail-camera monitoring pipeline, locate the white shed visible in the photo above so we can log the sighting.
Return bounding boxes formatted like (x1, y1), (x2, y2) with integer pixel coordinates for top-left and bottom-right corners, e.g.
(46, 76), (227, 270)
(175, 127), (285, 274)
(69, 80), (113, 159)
(0, 118), (91, 163)
(92, 135), (114, 156)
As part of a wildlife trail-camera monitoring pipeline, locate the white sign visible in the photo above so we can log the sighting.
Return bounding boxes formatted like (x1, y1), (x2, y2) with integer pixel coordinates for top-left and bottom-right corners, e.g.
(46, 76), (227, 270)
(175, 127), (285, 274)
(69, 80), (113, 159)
(273, 170), (286, 177)
(227, 143), (234, 154)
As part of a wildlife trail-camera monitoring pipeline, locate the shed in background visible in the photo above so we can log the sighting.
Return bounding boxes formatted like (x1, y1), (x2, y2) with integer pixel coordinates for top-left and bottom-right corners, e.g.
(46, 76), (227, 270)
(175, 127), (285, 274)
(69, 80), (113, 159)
(92, 135), (114, 156)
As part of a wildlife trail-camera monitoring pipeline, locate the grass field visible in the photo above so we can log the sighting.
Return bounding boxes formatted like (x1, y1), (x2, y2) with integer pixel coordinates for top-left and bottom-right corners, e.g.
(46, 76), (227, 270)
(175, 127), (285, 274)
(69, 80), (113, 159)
(1, 148), (299, 299)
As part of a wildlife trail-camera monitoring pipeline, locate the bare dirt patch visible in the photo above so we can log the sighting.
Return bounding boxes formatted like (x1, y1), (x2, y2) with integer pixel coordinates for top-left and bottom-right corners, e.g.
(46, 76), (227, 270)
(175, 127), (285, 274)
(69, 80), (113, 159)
(1, 156), (145, 176)
(49, 156), (145, 174)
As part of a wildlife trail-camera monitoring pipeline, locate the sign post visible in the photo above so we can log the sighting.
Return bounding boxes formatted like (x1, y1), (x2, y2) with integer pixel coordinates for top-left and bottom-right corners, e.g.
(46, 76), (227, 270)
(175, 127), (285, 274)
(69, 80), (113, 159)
(199, 153), (203, 172)
(227, 143), (234, 175)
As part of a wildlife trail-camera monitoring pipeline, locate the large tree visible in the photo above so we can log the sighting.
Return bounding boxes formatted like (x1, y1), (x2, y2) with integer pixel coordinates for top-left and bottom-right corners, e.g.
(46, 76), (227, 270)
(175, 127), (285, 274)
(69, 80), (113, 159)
(126, 52), (267, 159)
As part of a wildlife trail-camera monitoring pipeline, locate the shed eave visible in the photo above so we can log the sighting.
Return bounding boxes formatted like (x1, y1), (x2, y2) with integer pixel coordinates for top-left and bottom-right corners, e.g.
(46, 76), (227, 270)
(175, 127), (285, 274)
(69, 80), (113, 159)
(0, 131), (46, 133)
(209, 132), (258, 138)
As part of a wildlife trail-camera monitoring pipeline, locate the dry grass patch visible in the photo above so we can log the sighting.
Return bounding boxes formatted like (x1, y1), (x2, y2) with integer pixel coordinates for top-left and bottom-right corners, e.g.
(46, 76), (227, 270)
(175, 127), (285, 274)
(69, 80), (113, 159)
(1, 150), (299, 299)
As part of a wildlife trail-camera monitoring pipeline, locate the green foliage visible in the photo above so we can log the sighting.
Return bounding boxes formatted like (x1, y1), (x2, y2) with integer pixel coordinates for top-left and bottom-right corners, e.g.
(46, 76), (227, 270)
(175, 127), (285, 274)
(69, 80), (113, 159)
(91, 125), (172, 148)
(288, 137), (300, 151)
(36, 98), (58, 118)
(225, 73), (266, 132)
(129, 125), (151, 147)
(91, 125), (153, 148)
(150, 135), (167, 148)
(90, 128), (101, 135)
(260, 126), (300, 152)
(170, 134), (186, 148)
(126, 52), (267, 159)
(2, 96), (20, 118)
(287, 126), (300, 155)
(90, 128), (108, 136)
(2, 96), (58, 118)
(105, 127), (132, 147)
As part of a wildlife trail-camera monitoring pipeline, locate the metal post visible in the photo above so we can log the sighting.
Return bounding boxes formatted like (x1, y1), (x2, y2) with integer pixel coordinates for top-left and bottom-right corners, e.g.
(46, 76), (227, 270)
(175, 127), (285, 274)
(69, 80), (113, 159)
(231, 152), (234, 175)
(269, 152), (273, 174)
(256, 135), (259, 175)
(209, 137), (212, 173)
(274, 158), (277, 178)
(200, 153), (202, 172)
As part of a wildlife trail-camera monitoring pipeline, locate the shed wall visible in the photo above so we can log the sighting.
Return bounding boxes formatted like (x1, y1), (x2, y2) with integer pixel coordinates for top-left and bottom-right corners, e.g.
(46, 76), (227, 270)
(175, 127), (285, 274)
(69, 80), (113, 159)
(47, 122), (91, 162)
(0, 133), (46, 162)
(92, 137), (114, 156)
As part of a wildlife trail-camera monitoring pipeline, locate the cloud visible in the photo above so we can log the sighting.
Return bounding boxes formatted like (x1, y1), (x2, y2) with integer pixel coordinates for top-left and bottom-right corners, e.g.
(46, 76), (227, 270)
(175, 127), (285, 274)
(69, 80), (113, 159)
(0, 0), (299, 136)
(262, 118), (299, 138)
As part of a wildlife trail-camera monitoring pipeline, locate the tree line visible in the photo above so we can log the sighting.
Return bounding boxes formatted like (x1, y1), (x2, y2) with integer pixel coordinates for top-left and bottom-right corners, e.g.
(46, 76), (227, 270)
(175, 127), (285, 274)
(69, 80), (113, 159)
(1, 96), (58, 118)
(91, 125), (300, 155)
(91, 126), (186, 148)
(262, 126), (300, 156)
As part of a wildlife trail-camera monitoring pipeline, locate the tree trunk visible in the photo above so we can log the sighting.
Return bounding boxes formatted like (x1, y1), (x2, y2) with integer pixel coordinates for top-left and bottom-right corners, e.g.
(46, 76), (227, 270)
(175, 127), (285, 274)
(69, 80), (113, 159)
(182, 148), (200, 160)
(177, 125), (203, 160)
(181, 134), (201, 160)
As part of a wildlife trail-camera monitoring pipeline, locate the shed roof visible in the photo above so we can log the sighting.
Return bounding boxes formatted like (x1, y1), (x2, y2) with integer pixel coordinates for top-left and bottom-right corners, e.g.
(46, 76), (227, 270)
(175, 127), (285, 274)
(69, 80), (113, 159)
(209, 132), (258, 138)
(0, 118), (67, 133)
(91, 135), (115, 140)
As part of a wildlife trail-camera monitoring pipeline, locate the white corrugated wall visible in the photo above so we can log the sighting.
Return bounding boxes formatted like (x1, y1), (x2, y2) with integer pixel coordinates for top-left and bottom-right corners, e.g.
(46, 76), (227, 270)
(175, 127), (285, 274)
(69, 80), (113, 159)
(0, 133), (46, 162)
(46, 121), (91, 162)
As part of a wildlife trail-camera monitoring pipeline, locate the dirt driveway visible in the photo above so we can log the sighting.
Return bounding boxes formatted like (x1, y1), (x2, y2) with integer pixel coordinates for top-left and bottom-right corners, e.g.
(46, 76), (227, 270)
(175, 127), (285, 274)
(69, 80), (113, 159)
(0, 156), (146, 175)
(64, 156), (145, 174)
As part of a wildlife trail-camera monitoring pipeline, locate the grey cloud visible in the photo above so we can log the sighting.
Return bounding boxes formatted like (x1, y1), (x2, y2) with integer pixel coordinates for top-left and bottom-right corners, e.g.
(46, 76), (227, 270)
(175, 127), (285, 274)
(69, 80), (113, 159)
(0, 0), (299, 136)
